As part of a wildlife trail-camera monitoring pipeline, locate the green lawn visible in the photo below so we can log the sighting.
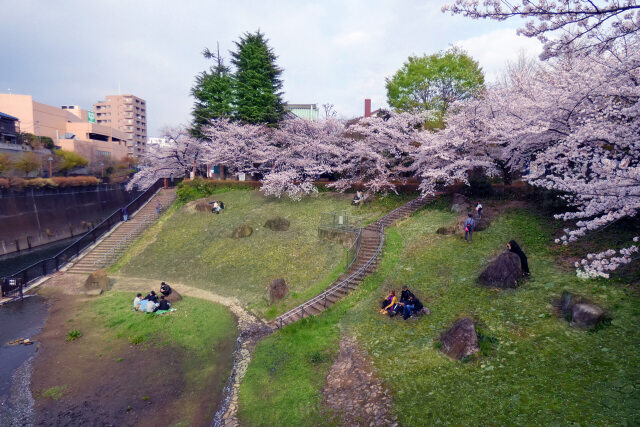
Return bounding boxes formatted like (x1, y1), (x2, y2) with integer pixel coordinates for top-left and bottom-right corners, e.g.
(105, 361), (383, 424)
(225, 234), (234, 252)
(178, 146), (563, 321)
(93, 292), (237, 426)
(114, 189), (410, 316)
(239, 200), (640, 426)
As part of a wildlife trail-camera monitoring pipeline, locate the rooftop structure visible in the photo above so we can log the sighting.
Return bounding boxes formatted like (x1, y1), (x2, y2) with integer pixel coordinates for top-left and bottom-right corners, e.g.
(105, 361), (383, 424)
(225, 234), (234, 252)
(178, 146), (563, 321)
(0, 94), (128, 162)
(284, 103), (319, 120)
(94, 94), (147, 156)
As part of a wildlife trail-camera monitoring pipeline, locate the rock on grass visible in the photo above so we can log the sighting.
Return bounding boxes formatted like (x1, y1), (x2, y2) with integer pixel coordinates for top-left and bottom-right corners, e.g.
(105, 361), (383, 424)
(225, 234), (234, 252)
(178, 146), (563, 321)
(440, 317), (479, 360)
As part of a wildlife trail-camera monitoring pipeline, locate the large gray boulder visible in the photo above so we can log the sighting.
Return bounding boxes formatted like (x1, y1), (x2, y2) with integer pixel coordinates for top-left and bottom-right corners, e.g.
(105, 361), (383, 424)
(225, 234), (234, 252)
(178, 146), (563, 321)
(265, 217), (290, 231)
(571, 303), (604, 328)
(232, 224), (253, 238)
(268, 278), (288, 303)
(451, 193), (470, 214)
(440, 317), (479, 360)
(84, 270), (111, 292)
(478, 251), (522, 288)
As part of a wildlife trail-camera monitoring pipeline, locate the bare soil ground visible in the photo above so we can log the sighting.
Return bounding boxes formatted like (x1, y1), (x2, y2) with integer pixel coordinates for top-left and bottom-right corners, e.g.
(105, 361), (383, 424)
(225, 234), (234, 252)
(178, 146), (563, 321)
(30, 273), (233, 426)
(323, 335), (397, 427)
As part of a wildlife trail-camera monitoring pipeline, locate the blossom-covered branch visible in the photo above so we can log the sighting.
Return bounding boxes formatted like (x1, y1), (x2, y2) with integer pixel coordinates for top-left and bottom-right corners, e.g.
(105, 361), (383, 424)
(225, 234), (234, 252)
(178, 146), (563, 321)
(443, 0), (640, 58)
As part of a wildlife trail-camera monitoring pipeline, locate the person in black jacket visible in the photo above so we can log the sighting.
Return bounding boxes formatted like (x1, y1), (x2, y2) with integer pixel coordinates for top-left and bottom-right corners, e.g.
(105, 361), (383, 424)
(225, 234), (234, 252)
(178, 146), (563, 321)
(156, 296), (171, 311)
(507, 240), (530, 276)
(402, 295), (423, 320)
(160, 282), (172, 297)
(400, 286), (415, 304)
(145, 291), (158, 303)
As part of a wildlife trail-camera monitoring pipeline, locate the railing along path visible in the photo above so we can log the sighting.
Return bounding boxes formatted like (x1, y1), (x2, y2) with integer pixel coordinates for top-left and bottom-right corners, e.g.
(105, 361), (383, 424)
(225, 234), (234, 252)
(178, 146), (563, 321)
(274, 195), (432, 329)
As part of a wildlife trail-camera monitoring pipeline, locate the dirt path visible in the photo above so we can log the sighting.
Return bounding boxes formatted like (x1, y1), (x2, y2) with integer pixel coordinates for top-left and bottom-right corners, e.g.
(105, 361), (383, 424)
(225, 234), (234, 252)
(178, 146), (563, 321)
(110, 275), (272, 427)
(323, 335), (397, 427)
(31, 274), (188, 426)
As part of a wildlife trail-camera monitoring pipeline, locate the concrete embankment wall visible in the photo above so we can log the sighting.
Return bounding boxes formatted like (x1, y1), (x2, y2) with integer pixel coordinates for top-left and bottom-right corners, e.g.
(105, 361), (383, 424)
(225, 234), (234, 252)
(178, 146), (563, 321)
(0, 185), (138, 255)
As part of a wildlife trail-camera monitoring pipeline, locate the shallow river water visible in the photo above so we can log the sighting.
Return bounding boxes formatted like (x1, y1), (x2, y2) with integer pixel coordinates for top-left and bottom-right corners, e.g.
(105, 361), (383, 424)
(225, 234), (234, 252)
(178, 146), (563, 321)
(0, 295), (49, 425)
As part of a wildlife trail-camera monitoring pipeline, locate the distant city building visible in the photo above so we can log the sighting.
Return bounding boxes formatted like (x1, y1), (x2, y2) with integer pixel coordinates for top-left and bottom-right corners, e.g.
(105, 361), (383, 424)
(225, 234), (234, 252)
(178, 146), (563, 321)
(94, 94), (147, 156)
(0, 112), (19, 146)
(147, 137), (169, 147)
(284, 103), (319, 120)
(0, 94), (128, 162)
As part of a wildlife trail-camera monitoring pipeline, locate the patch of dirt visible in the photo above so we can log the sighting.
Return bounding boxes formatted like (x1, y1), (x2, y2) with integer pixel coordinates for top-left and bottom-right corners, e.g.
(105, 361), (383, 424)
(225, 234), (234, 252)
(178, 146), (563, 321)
(30, 274), (236, 427)
(323, 335), (397, 427)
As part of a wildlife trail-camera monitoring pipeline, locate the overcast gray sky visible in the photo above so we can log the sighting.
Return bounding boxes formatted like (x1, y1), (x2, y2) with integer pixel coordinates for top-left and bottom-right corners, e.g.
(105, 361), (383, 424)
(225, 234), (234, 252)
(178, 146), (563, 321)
(2, 0), (541, 136)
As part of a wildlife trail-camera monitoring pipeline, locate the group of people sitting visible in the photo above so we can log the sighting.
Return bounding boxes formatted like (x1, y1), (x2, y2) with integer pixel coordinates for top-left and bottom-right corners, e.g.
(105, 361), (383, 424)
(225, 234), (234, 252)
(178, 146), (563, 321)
(208, 200), (225, 214)
(133, 282), (174, 313)
(352, 191), (366, 206)
(380, 286), (427, 320)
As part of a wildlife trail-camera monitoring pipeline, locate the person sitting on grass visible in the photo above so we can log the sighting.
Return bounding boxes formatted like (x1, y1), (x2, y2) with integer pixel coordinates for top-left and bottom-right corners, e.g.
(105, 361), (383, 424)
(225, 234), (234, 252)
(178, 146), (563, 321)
(145, 291), (158, 303)
(400, 286), (415, 304)
(380, 290), (394, 310)
(138, 298), (149, 313)
(145, 299), (158, 313)
(380, 290), (399, 316)
(209, 200), (222, 214)
(156, 296), (171, 312)
(133, 293), (143, 311)
(352, 191), (364, 206)
(160, 282), (172, 297)
(401, 295), (424, 320)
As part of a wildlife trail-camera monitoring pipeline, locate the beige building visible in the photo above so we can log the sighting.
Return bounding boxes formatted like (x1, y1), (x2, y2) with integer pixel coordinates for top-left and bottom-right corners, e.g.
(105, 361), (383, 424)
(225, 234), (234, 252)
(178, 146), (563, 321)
(0, 94), (128, 162)
(94, 94), (147, 156)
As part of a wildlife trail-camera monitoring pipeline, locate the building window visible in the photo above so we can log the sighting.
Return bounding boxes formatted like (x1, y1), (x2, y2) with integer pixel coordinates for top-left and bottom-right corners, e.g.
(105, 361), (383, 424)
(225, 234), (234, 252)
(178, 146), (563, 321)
(96, 150), (111, 159)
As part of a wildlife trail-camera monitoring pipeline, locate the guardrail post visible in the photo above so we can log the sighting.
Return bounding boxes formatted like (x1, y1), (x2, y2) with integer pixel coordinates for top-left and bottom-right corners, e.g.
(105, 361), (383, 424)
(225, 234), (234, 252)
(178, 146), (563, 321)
(42, 261), (46, 276)
(301, 306), (305, 318)
(279, 317), (283, 329)
(324, 293), (327, 308)
(55, 257), (59, 271)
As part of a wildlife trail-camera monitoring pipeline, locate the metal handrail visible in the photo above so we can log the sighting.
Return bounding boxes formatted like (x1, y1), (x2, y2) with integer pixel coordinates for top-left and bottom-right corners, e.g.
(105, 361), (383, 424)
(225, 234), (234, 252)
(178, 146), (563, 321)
(92, 211), (159, 267)
(345, 228), (363, 271)
(1, 178), (172, 285)
(276, 221), (385, 328)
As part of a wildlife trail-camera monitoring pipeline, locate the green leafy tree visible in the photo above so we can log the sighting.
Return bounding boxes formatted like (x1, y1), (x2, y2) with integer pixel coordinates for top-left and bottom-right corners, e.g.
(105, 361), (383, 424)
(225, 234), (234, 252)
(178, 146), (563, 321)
(14, 152), (41, 175)
(54, 149), (88, 175)
(386, 47), (484, 116)
(231, 31), (285, 125)
(0, 153), (12, 175)
(190, 44), (234, 139)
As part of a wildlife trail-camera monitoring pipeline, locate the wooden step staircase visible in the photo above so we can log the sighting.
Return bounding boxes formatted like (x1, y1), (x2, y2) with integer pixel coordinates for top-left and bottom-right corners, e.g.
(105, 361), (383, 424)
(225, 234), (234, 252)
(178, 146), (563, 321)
(67, 189), (176, 274)
(273, 195), (432, 329)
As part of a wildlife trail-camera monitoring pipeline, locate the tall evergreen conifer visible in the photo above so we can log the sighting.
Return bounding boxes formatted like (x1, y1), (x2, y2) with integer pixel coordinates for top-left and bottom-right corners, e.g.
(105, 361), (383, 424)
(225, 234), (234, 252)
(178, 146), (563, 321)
(231, 31), (285, 125)
(190, 44), (234, 138)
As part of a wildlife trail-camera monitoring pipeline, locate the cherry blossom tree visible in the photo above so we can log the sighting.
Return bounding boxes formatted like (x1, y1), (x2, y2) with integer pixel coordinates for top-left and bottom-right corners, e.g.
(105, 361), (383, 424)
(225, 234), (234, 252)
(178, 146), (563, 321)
(443, 0), (640, 59)
(127, 126), (203, 190)
(334, 111), (428, 194)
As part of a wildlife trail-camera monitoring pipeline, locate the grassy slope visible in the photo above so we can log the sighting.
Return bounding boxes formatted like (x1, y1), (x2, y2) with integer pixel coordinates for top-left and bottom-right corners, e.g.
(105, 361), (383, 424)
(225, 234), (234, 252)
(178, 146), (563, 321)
(238, 228), (404, 426)
(240, 200), (640, 426)
(93, 292), (238, 426)
(115, 189), (410, 316)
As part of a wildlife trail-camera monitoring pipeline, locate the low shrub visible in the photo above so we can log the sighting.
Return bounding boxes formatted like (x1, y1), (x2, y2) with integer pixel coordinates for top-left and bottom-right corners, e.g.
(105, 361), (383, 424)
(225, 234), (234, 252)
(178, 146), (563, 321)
(42, 385), (66, 400)
(0, 178), (9, 189)
(176, 178), (256, 203)
(66, 329), (82, 341)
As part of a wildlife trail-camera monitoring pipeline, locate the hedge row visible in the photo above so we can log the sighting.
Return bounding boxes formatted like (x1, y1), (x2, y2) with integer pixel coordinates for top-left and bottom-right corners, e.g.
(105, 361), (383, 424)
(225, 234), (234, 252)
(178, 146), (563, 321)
(0, 176), (101, 189)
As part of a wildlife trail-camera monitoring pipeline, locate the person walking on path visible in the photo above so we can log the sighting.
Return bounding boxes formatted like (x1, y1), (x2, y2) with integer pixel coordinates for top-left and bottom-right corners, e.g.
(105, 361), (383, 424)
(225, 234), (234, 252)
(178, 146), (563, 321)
(156, 201), (163, 215)
(464, 213), (476, 243)
(476, 202), (483, 219)
(121, 207), (128, 222)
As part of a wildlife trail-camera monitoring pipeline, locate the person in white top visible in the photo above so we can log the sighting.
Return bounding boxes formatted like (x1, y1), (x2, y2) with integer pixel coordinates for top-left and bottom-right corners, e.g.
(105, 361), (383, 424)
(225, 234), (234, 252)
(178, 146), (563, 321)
(133, 293), (142, 311)
(475, 202), (483, 219)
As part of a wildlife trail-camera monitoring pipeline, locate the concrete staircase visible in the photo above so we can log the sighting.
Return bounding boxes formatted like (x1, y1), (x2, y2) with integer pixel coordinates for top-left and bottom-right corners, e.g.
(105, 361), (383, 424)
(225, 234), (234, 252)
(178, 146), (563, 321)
(273, 195), (433, 329)
(67, 189), (176, 274)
